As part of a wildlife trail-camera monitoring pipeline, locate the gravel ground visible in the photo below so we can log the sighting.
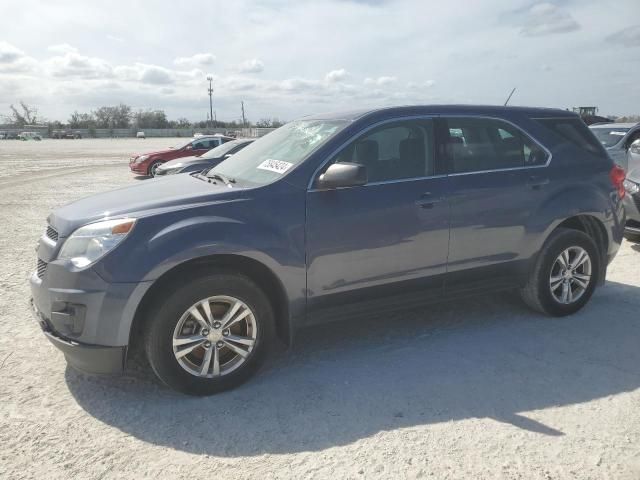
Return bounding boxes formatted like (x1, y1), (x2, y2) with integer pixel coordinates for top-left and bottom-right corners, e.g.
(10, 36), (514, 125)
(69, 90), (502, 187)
(1, 139), (639, 480)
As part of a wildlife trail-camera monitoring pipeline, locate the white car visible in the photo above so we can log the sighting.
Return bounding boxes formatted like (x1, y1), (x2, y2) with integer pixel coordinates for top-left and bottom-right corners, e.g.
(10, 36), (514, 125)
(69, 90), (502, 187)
(136, 131), (146, 139)
(19, 132), (42, 141)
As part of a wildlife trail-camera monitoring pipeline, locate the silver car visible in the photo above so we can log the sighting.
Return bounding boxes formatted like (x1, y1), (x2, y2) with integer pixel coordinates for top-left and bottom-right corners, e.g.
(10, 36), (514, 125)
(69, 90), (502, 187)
(622, 140), (640, 242)
(590, 122), (640, 172)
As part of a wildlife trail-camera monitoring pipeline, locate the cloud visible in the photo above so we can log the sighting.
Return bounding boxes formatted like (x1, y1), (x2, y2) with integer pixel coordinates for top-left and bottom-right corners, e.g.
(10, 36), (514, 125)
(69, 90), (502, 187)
(520, 3), (580, 37)
(115, 63), (175, 85)
(364, 76), (397, 86)
(606, 25), (640, 47)
(106, 34), (124, 43)
(47, 43), (78, 54)
(237, 58), (264, 74)
(276, 77), (320, 93)
(0, 41), (25, 64)
(325, 68), (348, 83)
(174, 53), (216, 68)
(407, 80), (435, 89)
(48, 52), (113, 79)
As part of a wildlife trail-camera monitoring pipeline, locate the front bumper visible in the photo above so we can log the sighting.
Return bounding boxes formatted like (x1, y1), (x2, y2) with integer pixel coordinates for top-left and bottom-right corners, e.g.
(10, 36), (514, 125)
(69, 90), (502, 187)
(31, 299), (126, 374)
(129, 158), (148, 175)
(30, 253), (152, 374)
(623, 191), (640, 235)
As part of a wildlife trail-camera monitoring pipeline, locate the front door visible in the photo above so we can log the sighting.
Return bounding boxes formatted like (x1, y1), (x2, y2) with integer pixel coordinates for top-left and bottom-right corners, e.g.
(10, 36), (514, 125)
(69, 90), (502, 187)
(305, 118), (450, 324)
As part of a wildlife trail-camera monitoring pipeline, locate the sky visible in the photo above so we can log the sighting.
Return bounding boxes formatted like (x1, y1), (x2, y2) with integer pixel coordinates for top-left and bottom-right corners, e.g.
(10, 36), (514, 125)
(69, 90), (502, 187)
(0, 0), (639, 124)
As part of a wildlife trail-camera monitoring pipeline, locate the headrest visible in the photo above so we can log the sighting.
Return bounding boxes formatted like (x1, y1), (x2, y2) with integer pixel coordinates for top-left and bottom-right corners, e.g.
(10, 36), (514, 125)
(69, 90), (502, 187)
(355, 140), (379, 163)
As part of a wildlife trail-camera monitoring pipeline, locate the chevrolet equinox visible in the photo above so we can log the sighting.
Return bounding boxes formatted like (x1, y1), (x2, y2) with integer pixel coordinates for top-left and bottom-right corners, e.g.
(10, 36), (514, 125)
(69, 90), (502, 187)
(31, 105), (626, 395)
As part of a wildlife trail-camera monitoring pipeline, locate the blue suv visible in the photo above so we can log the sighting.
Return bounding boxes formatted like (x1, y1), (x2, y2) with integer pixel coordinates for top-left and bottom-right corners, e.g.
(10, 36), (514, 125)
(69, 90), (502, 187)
(31, 105), (626, 395)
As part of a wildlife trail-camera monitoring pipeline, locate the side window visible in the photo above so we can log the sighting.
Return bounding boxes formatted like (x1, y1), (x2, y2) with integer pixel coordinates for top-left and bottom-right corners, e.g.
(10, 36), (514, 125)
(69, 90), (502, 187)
(444, 117), (548, 174)
(191, 140), (206, 150)
(534, 118), (602, 155)
(324, 119), (435, 183)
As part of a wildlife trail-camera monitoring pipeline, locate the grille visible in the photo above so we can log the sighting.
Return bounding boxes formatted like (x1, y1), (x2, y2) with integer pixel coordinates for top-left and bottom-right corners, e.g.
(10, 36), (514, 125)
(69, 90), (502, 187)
(45, 225), (58, 242)
(36, 259), (47, 279)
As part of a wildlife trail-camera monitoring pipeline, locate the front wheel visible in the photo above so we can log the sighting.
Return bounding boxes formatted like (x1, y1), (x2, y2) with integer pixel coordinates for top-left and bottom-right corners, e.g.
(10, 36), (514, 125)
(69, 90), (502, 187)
(520, 228), (600, 316)
(144, 273), (273, 395)
(148, 161), (162, 177)
(624, 231), (640, 243)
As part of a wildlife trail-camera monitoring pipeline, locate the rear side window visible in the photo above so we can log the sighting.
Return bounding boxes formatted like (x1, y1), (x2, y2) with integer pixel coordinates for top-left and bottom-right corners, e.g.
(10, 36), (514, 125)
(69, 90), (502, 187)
(443, 117), (548, 174)
(534, 118), (602, 155)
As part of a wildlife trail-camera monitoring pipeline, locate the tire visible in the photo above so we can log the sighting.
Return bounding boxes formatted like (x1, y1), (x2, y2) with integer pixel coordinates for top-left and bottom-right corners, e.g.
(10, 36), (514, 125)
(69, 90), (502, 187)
(520, 228), (600, 316)
(148, 161), (162, 177)
(144, 272), (274, 395)
(624, 232), (640, 243)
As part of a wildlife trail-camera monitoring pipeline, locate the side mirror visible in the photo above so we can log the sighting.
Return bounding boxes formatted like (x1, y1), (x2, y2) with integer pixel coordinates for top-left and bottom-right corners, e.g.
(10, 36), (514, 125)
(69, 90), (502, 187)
(316, 162), (367, 189)
(630, 139), (640, 155)
(223, 153), (232, 159)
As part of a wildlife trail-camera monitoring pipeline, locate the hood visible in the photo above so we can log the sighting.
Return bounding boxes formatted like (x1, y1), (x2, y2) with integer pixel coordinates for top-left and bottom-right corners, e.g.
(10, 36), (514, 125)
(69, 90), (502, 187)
(134, 147), (181, 158)
(49, 174), (239, 235)
(159, 155), (202, 169)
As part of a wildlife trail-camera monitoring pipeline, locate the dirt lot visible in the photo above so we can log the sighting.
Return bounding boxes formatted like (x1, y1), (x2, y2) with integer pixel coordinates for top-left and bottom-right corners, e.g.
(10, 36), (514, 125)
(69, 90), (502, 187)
(1, 139), (639, 479)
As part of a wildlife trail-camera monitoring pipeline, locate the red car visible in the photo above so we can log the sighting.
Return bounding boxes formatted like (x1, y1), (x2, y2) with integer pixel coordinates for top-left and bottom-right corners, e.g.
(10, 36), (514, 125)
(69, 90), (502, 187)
(129, 135), (234, 176)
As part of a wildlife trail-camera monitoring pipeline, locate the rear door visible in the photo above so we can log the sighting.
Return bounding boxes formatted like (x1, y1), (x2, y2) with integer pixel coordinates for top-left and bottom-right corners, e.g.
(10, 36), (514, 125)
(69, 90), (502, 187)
(305, 117), (450, 323)
(440, 116), (550, 293)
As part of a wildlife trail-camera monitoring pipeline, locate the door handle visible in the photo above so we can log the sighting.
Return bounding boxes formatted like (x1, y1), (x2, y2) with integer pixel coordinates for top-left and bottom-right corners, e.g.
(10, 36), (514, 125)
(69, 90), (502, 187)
(415, 193), (444, 209)
(526, 176), (550, 190)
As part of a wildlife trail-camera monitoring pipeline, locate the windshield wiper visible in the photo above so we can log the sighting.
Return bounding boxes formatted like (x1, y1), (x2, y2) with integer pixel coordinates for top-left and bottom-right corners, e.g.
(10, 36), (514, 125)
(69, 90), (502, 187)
(206, 172), (236, 186)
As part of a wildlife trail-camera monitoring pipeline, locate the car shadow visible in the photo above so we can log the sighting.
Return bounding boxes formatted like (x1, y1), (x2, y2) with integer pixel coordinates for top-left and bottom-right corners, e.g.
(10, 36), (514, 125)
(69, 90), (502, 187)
(133, 175), (149, 181)
(66, 280), (640, 457)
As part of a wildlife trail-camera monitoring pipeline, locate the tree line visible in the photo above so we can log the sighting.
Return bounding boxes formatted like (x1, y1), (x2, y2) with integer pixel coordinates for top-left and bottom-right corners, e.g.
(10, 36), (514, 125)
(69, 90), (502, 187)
(2, 101), (285, 130)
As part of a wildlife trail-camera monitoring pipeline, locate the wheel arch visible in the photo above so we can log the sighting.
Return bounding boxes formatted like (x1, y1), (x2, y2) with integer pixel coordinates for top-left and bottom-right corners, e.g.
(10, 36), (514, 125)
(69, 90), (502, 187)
(128, 253), (291, 357)
(544, 214), (608, 285)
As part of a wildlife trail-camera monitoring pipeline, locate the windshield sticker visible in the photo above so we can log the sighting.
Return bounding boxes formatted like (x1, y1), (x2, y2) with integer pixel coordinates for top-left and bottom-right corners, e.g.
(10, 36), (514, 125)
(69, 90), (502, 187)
(610, 131), (627, 136)
(257, 159), (294, 174)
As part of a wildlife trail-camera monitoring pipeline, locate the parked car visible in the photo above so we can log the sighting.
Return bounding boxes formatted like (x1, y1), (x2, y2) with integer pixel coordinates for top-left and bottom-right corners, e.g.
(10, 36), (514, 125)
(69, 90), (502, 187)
(136, 131), (146, 139)
(622, 140), (640, 242)
(589, 122), (640, 171)
(19, 131), (42, 141)
(31, 105), (625, 395)
(129, 134), (234, 176)
(155, 139), (254, 176)
(52, 130), (82, 139)
(0, 131), (6, 139)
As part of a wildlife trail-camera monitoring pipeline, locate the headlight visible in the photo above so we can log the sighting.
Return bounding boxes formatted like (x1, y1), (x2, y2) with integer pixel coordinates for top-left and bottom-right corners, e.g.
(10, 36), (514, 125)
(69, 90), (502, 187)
(165, 165), (184, 174)
(135, 155), (149, 163)
(58, 218), (136, 268)
(623, 179), (639, 195)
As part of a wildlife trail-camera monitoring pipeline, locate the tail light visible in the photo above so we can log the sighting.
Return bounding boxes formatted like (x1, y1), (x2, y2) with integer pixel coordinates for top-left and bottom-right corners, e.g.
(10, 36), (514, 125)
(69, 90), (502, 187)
(610, 165), (626, 199)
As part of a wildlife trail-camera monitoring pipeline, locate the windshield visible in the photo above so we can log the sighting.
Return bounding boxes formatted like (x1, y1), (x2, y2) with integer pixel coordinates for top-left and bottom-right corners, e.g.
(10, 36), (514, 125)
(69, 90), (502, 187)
(171, 139), (194, 150)
(200, 140), (245, 159)
(208, 119), (348, 186)
(590, 127), (630, 147)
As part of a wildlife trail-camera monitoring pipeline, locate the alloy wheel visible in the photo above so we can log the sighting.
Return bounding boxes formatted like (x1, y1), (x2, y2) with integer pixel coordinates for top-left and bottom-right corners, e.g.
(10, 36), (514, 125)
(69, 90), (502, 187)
(172, 295), (257, 378)
(549, 246), (592, 304)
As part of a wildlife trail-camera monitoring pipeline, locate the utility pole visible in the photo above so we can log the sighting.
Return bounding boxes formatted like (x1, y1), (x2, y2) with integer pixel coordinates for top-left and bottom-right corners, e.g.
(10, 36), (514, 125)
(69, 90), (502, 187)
(241, 101), (247, 128)
(207, 76), (214, 128)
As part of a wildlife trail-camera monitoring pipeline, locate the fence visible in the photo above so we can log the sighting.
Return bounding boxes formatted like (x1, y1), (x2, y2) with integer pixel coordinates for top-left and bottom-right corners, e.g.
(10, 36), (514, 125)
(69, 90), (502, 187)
(0, 126), (277, 139)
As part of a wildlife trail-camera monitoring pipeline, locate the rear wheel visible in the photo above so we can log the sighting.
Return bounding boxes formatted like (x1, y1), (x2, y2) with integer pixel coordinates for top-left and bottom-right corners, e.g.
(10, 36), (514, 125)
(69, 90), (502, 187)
(144, 273), (273, 395)
(520, 228), (600, 316)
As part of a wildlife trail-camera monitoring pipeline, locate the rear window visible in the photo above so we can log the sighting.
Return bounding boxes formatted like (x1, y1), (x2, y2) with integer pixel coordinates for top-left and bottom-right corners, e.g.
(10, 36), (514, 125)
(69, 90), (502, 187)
(534, 118), (603, 155)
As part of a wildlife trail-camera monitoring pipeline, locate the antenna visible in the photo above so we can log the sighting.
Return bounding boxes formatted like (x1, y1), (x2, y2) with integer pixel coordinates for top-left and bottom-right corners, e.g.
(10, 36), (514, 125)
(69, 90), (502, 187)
(504, 87), (516, 106)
